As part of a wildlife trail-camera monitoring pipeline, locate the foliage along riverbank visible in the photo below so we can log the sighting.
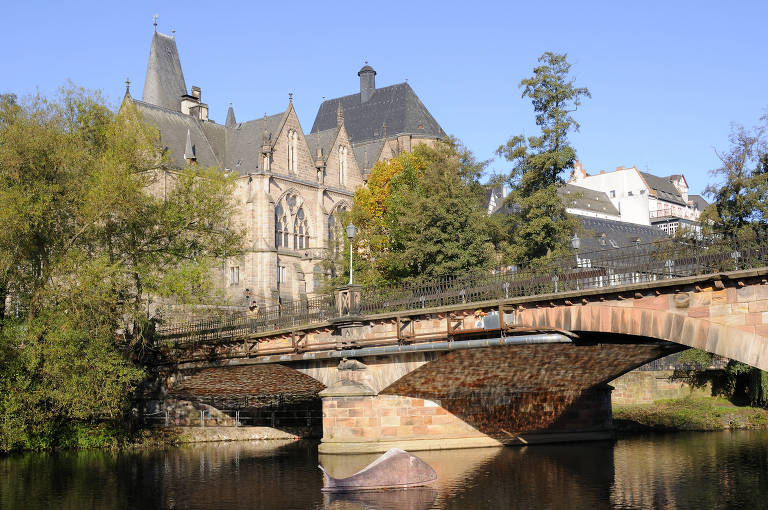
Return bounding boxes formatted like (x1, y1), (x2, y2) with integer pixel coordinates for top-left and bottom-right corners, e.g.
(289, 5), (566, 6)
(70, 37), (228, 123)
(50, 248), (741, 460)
(614, 397), (768, 433)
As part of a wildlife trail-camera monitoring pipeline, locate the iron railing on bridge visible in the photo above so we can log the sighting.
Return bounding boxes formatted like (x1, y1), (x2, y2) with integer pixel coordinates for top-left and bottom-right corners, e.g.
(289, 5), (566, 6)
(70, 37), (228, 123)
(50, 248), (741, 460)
(155, 230), (768, 347)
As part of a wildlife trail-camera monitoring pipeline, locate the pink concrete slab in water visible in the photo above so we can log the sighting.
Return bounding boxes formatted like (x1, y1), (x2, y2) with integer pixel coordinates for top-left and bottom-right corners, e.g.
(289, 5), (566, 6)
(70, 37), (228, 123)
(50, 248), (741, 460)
(318, 448), (437, 492)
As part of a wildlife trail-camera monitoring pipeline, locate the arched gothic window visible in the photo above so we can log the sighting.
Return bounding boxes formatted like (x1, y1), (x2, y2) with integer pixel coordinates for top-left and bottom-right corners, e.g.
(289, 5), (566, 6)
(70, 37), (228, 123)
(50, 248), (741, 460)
(275, 204), (289, 248)
(294, 207), (309, 250)
(327, 213), (336, 242)
(338, 145), (347, 185)
(327, 205), (348, 246)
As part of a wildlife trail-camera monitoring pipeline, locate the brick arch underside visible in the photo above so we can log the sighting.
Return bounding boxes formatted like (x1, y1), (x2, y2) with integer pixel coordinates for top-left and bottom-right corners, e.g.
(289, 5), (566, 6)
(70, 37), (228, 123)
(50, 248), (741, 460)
(167, 364), (326, 409)
(519, 304), (768, 371)
(380, 342), (680, 442)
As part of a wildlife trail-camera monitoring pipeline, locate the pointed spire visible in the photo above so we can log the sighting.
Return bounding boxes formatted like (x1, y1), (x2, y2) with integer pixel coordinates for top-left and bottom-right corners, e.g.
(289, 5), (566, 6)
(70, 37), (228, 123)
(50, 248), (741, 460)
(124, 78), (131, 97)
(142, 26), (187, 111)
(225, 102), (236, 128)
(336, 102), (344, 128)
(184, 129), (195, 161)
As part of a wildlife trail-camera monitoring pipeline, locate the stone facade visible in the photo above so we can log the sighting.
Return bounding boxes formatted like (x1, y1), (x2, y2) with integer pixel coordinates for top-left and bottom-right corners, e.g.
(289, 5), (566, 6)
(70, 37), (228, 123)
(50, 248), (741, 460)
(124, 29), (445, 308)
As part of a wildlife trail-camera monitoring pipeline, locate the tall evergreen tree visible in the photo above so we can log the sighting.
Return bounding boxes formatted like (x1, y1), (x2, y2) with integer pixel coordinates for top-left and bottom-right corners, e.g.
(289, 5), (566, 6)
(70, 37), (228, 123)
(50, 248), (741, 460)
(497, 52), (590, 264)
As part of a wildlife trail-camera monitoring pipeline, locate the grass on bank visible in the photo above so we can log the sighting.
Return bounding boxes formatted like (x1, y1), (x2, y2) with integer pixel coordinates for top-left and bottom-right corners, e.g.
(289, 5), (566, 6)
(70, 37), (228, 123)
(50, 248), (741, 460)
(613, 396), (768, 432)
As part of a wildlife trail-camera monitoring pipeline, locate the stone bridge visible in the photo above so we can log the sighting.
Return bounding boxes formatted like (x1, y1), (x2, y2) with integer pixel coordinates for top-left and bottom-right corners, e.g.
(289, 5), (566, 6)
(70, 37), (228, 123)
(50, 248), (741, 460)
(154, 237), (768, 453)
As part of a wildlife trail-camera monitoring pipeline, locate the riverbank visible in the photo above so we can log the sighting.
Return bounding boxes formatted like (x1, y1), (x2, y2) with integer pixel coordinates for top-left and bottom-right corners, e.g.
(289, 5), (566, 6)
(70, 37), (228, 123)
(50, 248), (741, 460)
(613, 396), (768, 433)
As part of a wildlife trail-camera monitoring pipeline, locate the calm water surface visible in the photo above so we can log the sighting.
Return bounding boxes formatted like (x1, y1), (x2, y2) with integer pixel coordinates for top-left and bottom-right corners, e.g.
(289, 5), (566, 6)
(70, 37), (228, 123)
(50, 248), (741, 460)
(2, 431), (768, 509)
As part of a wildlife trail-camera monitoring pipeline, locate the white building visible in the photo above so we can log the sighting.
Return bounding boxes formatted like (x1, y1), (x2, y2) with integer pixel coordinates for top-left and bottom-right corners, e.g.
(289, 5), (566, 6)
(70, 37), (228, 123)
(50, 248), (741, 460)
(569, 162), (707, 235)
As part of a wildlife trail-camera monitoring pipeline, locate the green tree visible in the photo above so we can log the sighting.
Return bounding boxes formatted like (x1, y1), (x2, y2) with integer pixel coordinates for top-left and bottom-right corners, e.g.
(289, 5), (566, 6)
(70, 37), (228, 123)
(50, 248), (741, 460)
(0, 87), (243, 451)
(497, 52), (590, 264)
(343, 140), (495, 286)
(701, 121), (768, 235)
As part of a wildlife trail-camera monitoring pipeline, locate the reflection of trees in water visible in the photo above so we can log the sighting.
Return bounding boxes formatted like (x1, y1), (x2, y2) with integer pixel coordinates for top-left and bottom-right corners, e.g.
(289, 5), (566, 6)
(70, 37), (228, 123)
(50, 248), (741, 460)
(3, 433), (768, 509)
(0, 440), (325, 510)
(610, 431), (768, 510)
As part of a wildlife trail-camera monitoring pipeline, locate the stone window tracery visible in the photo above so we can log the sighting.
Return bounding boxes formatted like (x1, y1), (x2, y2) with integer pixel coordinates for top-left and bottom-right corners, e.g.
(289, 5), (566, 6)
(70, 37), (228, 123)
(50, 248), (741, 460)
(275, 203), (289, 248)
(294, 207), (309, 250)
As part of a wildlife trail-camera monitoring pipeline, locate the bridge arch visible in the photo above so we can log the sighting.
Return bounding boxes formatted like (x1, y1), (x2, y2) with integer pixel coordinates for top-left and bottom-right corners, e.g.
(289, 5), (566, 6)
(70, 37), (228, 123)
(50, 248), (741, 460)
(516, 293), (768, 371)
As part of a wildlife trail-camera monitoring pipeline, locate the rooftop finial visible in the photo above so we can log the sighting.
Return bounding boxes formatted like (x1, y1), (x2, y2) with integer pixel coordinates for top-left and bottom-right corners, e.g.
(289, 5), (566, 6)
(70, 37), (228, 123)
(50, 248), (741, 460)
(288, 92), (293, 104)
(171, 29), (175, 37)
(153, 14), (158, 31)
(125, 78), (131, 94)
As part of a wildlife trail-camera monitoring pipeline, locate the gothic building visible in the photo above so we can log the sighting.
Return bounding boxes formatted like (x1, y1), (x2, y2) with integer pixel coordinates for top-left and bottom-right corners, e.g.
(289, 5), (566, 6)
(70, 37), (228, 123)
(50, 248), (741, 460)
(122, 28), (444, 307)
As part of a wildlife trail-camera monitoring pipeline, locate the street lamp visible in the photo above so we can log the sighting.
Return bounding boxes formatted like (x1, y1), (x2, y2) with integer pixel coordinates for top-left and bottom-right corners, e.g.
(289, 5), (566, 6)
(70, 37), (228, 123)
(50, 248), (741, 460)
(571, 233), (581, 250)
(346, 222), (357, 285)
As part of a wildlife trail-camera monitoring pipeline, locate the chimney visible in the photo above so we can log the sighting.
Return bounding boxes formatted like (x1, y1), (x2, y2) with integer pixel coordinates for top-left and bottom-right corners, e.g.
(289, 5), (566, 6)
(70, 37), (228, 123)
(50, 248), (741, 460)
(358, 63), (376, 103)
(191, 86), (201, 100)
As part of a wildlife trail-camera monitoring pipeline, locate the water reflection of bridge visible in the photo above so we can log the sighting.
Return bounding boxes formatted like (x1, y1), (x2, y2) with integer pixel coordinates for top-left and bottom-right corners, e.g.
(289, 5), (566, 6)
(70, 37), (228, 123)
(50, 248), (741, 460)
(152, 234), (768, 452)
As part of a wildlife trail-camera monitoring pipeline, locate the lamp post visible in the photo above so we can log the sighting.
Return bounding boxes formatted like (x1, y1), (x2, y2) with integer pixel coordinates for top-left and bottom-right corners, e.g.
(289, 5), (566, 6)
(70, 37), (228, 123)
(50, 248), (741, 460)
(346, 223), (357, 285)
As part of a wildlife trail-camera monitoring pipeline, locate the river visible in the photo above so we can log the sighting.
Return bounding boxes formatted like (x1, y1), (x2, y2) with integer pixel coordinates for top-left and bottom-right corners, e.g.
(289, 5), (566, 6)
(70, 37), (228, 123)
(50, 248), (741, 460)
(2, 431), (767, 509)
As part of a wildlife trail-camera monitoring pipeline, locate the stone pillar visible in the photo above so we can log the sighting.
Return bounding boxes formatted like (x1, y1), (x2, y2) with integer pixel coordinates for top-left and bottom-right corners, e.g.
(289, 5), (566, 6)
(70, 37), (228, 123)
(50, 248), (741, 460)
(334, 285), (362, 317)
(318, 358), (501, 454)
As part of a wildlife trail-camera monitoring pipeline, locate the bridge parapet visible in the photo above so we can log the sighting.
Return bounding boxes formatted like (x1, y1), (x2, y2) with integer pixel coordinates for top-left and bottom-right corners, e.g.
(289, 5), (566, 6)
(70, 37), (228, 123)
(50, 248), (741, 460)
(154, 232), (768, 362)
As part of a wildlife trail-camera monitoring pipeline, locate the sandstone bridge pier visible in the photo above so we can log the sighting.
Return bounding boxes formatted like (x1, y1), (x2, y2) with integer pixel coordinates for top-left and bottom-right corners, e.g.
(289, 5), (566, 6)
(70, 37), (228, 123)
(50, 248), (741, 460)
(152, 235), (768, 453)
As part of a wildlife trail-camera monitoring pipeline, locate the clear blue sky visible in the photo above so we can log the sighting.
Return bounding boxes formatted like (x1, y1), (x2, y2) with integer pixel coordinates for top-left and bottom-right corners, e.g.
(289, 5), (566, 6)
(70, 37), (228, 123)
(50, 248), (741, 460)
(3, 1), (766, 195)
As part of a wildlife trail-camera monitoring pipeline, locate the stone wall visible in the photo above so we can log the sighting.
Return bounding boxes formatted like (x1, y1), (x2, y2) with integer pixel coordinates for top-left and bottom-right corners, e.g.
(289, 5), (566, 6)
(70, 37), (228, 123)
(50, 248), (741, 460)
(611, 370), (710, 405)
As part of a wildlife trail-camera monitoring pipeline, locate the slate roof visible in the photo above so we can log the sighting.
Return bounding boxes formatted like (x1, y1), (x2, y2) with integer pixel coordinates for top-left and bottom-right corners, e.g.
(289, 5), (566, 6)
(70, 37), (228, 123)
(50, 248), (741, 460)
(130, 97), (289, 175)
(639, 171), (687, 206)
(351, 139), (385, 175)
(688, 194), (709, 211)
(223, 114), (283, 174)
(577, 216), (667, 254)
(131, 99), (219, 168)
(142, 31), (187, 111)
(560, 184), (620, 217)
(310, 82), (445, 144)
(304, 127), (338, 163)
(225, 104), (236, 128)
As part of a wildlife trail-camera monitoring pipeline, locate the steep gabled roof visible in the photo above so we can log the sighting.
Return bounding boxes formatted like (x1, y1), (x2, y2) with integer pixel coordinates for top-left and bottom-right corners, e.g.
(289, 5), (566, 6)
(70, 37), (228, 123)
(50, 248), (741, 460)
(223, 113), (283, 174)
(351, 138), (385, 177)
(639, 172), (687, 206)
(130, 99), (219, 168)
(305, 127), (338, 163)
(310, 82), (444, 144)
(142, 31), (187, 111)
